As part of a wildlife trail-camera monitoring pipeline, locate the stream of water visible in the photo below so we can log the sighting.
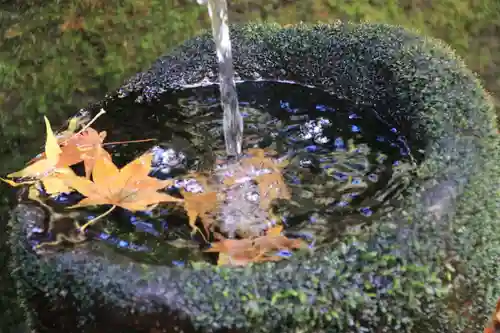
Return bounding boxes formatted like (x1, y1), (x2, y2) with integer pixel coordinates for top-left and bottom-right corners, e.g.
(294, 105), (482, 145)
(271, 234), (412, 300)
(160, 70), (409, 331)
(198, 0), (243, 157)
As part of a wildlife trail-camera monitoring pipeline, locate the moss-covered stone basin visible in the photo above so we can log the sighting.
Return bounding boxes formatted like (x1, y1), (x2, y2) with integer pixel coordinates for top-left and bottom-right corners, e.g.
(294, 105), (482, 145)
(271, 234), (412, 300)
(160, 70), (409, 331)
(8, 22), (500, 333)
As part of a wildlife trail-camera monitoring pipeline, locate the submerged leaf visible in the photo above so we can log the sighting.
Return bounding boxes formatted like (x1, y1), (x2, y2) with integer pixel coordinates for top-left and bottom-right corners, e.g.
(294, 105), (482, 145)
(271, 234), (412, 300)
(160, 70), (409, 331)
(181, 190), (218, 240)
(255, 172), (291, 209)
(205, 225), (306, 267)
(241, 148), (280, 170)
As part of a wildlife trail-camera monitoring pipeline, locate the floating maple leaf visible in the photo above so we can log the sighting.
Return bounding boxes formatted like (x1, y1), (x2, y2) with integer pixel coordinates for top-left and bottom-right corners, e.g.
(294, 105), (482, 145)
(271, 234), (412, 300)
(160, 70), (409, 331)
(41, 168), (79, 195)
(205, 225), (306, 266)
(241, 148), (281, 170)
(25, 111), (108, 179)
(252, 225), (303, 251)
(61, 147), (182, 232)
(7, 116), (63, 179)
(53, 111), (155, 178)
(60, 127), (109, 178)
(1, 116), (109, 197)
(1, 116), (75, 195)
(12, 111), (155, 183)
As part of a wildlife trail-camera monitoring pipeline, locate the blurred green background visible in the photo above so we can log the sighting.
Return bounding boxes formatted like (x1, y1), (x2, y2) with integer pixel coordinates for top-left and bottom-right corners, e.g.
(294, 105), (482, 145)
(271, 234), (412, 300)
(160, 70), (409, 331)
(0, 0), (499, 331)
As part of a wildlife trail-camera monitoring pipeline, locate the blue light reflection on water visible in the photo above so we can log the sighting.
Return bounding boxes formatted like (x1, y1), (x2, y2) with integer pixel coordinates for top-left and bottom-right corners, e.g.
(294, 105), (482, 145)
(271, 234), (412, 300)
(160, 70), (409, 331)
(274, 89), (413, 238)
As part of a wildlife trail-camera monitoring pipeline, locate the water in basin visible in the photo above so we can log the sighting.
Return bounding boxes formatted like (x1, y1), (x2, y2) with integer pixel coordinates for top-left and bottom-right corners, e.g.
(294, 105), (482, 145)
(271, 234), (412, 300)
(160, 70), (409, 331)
(25, 80), (423, 267)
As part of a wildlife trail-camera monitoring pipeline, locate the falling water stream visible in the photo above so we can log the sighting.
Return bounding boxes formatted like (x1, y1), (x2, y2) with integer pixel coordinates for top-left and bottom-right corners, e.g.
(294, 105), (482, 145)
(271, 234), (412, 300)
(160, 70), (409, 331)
(197, 0), (243, 157)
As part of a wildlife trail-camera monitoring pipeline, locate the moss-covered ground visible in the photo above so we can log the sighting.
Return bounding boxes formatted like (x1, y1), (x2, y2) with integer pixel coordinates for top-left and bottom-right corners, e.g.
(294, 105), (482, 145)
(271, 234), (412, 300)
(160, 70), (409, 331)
(1, 0), (499, 331)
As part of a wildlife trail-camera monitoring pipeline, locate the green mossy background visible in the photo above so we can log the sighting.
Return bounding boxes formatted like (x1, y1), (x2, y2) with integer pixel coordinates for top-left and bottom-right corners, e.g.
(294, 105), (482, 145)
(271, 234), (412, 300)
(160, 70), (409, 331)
(0, 0), (499, 331)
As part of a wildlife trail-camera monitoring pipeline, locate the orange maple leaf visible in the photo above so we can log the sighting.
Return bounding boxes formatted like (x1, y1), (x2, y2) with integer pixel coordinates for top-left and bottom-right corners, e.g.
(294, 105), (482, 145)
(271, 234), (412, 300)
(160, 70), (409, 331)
(252, 225), (304, 251)
(58, 127), (109, 178)
(241, 148), (280, 170)
(24, 111), (154, 180)
(22, 111), (107, 179)
(205, 238), (279, 266)
(62, 148), (182, 232)
(5, 114), (104, 183)
(205, 225), (306, 266)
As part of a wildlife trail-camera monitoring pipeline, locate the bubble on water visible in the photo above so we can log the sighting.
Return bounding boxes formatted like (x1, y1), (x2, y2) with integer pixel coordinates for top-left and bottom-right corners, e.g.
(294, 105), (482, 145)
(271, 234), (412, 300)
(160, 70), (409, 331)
(245, 191), (260, 202)
(132, 219), (160, 236)
(341, 192), (359, 200)
(151, 146), (186, 175)
(360, 207), (373, 217)
(314, 135), (330, 144)
(299, 159), (313, 168)
(98, 233), (110, 240)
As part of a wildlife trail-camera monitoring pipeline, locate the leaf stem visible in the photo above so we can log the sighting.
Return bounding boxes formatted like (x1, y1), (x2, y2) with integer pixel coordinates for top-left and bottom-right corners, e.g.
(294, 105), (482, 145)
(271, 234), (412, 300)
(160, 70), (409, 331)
(75, 108), (106, 136)
(78, 204), (116, 234)
(102, 138), (157, 146)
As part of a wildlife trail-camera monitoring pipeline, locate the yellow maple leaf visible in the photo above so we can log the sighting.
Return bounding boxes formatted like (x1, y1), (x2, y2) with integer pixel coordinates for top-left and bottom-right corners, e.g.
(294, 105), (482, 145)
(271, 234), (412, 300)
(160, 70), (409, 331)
(7, 116), (62, 179)
(1, 117), (75, 196)
(42, 168), (78, 195)
(61, 148), (182, 232)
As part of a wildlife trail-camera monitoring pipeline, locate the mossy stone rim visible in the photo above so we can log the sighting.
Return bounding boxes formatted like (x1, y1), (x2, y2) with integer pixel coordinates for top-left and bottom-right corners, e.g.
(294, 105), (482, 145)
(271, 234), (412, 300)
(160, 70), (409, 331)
(8, 22), (500, 332)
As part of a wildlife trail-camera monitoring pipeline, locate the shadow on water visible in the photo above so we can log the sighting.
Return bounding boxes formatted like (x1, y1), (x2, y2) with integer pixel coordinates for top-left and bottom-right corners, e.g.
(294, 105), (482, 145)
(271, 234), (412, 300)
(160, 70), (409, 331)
(24, 80), (424, 267)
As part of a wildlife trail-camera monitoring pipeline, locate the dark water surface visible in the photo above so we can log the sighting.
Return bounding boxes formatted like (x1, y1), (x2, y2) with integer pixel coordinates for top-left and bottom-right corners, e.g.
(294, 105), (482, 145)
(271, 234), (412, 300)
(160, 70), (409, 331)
(26, 81), (423, 267)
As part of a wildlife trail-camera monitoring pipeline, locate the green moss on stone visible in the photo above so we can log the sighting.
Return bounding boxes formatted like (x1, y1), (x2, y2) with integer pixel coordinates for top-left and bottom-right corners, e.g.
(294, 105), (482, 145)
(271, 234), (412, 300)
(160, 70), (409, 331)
(8, 22), (500, 332)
